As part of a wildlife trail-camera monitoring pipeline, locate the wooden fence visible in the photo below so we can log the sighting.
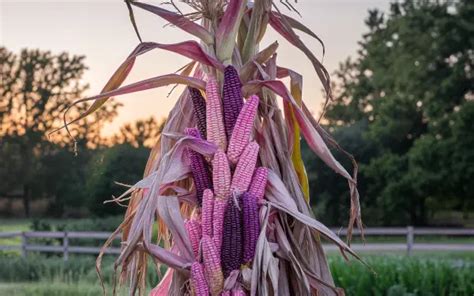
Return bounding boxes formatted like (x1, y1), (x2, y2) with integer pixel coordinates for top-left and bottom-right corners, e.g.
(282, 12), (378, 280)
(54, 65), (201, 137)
(0, 227), (472, 260)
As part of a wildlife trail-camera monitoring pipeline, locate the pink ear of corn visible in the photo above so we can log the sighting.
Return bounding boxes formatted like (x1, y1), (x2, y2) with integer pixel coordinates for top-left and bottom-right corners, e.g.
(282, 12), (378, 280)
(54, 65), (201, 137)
(185, 219), (202, 259)
(231, 142), (260, 194)
(212, 197), (228, 251)
(201, 189), (214, 237)
(222, 65), (244, 140)
(185, 128), (213, 205)
(206, 76), (227, 151)
(221, 195), (243, 278)
(188, 87), (207, 138)
(247, 167), (268, 203)
(212, 150), (231, 200)
(202, 235), (224, 296)
(242, 192), (260, 263)
(191, 262), (210, 296)
(227, 95), (259, 164)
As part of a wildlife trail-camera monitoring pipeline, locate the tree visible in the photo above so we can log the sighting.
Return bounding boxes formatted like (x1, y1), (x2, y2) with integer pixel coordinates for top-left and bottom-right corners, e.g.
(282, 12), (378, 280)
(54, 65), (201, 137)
(114, 117), (164, 148)
(86, 144), (150, 216)
(0, 47), (120, 216)
(309, 0), (474, 225)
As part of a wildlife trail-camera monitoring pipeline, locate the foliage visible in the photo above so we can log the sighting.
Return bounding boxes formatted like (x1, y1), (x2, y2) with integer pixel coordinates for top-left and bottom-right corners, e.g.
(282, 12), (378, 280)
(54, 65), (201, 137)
(330, 255), (474, 296)
(307, 0), (474, 226)
(86, 144), (150, 216)
(114, 116), (164, 148)
(0, 254), (472, 296)
(0, 47), (120, 216)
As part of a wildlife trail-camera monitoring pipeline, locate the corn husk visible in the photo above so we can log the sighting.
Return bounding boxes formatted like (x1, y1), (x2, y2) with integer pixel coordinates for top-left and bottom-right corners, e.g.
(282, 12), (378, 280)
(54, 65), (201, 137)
(58, 1), (364, 295)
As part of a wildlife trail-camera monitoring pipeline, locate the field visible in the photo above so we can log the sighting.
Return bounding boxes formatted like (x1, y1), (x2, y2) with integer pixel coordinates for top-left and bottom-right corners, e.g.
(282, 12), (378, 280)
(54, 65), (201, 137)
(0, 252), (472, 295)
(0, 219), (473, 295)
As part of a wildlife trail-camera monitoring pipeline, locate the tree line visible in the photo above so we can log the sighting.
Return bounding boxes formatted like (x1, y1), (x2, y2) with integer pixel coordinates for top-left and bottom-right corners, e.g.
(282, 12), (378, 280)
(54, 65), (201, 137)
(0, 46), (163, 217)
(304, 0), (473, 226)
(0, 0), (472, 225)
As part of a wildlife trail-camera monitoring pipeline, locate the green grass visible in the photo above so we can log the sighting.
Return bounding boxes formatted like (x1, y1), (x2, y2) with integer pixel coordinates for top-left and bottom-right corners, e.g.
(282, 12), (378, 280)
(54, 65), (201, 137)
(0, 282), (129, 296)
(330, 255), (473, 296)
(0, 253), (472, 296)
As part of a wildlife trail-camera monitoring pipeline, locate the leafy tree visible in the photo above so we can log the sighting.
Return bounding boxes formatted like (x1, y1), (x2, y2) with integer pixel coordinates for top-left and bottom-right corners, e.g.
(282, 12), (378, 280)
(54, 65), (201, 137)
(114, 117), (164, 148)
(86, 144), (149, 216)
(308, 0), (474, 225)
(0, 47), (120, 216)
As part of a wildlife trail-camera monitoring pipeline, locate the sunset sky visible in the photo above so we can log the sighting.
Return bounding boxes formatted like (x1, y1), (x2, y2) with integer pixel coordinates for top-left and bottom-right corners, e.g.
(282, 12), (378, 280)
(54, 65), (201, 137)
(1, 0), (390, 135)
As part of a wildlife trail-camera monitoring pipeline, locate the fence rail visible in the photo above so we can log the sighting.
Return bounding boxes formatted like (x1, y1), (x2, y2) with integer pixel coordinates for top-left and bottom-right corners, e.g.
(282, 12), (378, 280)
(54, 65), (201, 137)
(0, 227), (472, 260)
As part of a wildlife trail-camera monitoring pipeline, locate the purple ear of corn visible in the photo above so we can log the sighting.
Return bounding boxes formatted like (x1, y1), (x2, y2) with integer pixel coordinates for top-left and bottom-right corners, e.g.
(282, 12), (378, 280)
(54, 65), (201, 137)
(222, 65), (244, 140)
(185, 219), (202, 259)
(201, 189), (214, 237)
(242, 192), (260, 263)
(206, 76), (227, 151)
(212, 197), (228, 251)
(227, 95), (259, 164)
(202, 235), (224, 296)
(185, 128), (212, 205)
(188, 87), (207, 138)
(212, 150), (231, 200)
(221, 195), (243, 278)
(247, 167), (268, 203)
(191, 262), (210, 296)
(231, 142), (260, 194)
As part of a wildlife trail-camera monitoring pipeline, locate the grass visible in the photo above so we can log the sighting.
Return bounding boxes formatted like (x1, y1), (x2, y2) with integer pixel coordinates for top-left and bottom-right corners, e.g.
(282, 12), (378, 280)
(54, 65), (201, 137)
(0, 253), (472, 296)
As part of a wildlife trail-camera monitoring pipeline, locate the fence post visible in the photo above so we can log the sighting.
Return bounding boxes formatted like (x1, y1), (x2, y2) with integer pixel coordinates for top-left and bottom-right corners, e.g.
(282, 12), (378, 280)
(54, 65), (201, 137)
(63, 231), (69, 261)
(406, 226), (414, 256)
(21, 232), (27, 257)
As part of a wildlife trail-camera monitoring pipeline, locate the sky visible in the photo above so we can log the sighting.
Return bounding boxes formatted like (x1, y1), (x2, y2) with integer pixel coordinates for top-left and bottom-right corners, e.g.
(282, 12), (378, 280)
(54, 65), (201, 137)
(0, 0), (390, 136)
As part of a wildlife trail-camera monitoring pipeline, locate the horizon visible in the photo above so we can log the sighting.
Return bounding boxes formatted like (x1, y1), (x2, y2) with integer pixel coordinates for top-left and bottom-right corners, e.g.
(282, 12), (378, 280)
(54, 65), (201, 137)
(1, 0), (390, 136)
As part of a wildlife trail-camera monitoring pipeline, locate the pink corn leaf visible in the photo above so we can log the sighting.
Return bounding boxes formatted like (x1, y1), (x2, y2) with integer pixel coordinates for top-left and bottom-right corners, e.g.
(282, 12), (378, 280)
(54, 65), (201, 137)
(265, 170), (298, 211)
(216, 0), (247, 64)
(243, 80), (352, 180)
(117, 134), (217, 265)
(268, 11), (332, 100)
(156, 196), (195, 262)
(150, 269), (174, 296)
(240, 41), (279, 82)
(51, 40), (218, 137)
(144, 242), (191, 272)
(131, 1), (213, 45)
(242, 79), (362, 241)
(268, 199), (361, 261)
(250, 205), (279, 296)
(271, 11), (326, 57)
(137, 41), (224, 71)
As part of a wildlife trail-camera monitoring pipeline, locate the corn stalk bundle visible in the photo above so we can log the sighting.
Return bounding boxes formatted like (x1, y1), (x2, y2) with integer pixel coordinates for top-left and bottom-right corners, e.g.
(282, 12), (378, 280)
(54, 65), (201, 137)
(58, 1), (364, 295)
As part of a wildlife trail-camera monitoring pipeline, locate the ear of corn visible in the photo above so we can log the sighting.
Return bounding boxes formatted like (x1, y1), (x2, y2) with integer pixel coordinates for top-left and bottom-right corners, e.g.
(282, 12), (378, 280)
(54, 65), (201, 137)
(188, 87), (207, 138)
(185, 219), (202, 259)
(212, 150), (231, 200)
(220, 291), (231, 296)
(227, 95), (259, 164)
(212, 197), (228, 251)
(191, 262), (210, 296)
(231, 142), (260, 194)
(248, 167), (268, 203)
(222, 65), (244, 140)
(201, 189), (214, 237)
(221, 195), (243, 278)
(206, 76), (227, 151)
(202, 235), (224, 296)
(242, 192), (259, 263)
(185, 127), (213, 205)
